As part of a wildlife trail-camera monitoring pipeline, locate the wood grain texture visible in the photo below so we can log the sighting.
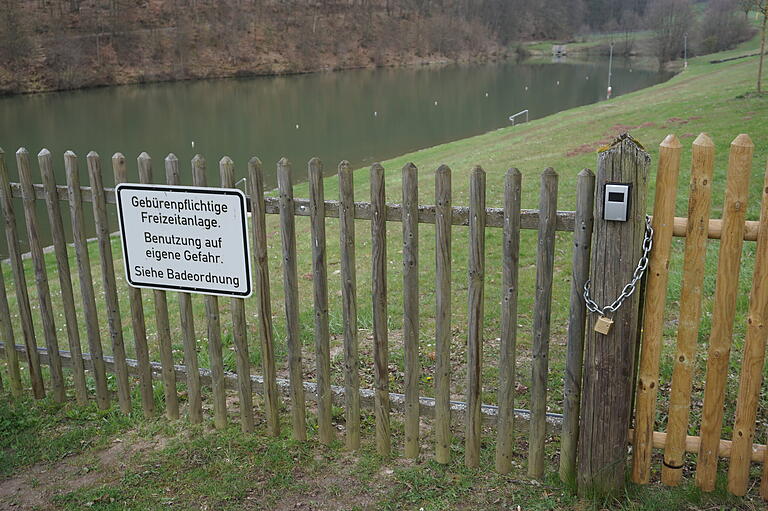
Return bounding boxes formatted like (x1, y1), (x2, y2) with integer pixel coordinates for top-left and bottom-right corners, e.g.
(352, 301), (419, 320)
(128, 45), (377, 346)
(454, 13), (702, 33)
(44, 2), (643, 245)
(559, 168), (595, 485)
(309, 158), (333, 445)
(17, 148), (65, 403)
(39, 149), (87, 405)
(113, 152), (155, 417)
(220, 156), (254, 433)
(0, 148), (44, 399)
(338, 161), (360, 450)
(696, 134), (753, 492)
(65, 151), (109, 409)
(87, 151), (132, 414)
(248, 157), (280, 436)
(465, 166), (486, 469)
(528, 168), (558, 479)
(134, 152), (179, 420)
(672, 216), (758, 241)
(191, 155), (227, 430)
(0, 257), (22, 397)
(578, 134), (649, 496)
(434, 165), (452, 464)
(402, 162), (420, 459)
(278, 158), (307, 441)
(166, 153), (202, 424)
(661, 134), (714, 486)
(728, 163), (768, 496)
(496, 168), (522, 474)
(631, 134), (683, 484)
(628, 428), (767, 462)
(370, 162), (391, 456)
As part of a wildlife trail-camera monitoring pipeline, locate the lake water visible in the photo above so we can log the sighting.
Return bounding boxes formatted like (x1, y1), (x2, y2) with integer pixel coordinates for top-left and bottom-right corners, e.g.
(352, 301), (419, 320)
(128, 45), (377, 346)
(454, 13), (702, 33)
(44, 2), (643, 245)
(0, 57), (671, 254)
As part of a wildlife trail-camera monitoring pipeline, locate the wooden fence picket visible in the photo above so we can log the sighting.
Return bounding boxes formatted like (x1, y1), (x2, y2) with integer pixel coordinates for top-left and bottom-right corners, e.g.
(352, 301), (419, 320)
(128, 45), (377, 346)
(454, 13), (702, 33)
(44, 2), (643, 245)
(528, 168), (558, 479)
(402, 162), (420, 459)
(166, 153), (203, 424)
(17, 148), (65, 403)
(370, 162), (390, 456)
(220, 156), (255, 433)
(696, 134), (753, 491)
(0, 256), (22, 398)
(88, 151), (132, 414)
(134, 152), (180, 420)
(338, 160), (360, 450)
(496, 168), (522, 475)
(0, 148), (45, 399)
(727, 159), (768, 495)
(65, 151), (110, 409)
(632, 134), (682, 484)
(278, 158), (307, 441)
(39, 149), (87, 405)
(191, 155), (227, 430)
(434, 164), (452, 465)
(559, 168), (595, 485)
(661, 134), (714, 486)
(465, 166), (486, 469)
(309, 157), (333, 445)
(249, 157), (281, 437)
(113, 152), (155, 417)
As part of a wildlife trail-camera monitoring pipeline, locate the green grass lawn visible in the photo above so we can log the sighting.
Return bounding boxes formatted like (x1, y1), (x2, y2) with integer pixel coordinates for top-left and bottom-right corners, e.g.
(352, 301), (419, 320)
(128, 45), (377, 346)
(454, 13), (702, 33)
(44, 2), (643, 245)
(2, 30), (768, 510)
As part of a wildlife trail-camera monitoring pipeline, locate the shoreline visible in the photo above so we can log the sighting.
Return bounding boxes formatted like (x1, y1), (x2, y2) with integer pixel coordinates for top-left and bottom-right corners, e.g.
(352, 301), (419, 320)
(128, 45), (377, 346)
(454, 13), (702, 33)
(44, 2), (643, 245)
(0, 45), (521, 98)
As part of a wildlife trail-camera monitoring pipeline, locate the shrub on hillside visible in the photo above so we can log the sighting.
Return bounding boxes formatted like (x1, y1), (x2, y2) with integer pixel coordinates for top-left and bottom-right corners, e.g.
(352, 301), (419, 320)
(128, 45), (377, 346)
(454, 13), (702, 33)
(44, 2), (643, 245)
(697, 0), (754, 54)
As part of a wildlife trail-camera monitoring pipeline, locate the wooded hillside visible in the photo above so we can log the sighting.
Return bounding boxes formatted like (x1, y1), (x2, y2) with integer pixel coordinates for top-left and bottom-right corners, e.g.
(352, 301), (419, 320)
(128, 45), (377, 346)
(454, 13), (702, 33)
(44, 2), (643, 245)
(0, 0), (646, 94)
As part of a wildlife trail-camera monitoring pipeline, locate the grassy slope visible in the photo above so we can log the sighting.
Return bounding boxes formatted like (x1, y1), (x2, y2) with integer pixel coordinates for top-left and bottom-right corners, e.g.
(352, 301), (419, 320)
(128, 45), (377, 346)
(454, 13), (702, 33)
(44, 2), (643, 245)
(2, 33), (768, 511)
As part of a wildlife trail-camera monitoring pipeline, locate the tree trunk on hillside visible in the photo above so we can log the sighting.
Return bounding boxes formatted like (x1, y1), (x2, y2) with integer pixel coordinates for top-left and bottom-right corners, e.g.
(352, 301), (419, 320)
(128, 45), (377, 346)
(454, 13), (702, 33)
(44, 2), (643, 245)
(758, 3), (767, 93)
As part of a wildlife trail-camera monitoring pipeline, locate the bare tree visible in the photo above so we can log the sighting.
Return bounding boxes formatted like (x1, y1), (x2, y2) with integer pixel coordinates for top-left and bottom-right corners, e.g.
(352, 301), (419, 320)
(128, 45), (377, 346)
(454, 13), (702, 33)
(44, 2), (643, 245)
(699, 0), (753, 54)
(619, 8), (642, 55)
(737, 0), (756, 17)
(753, 0), (768, 92)
(0, 0), (32, 66)
(646, 0), (694, 67)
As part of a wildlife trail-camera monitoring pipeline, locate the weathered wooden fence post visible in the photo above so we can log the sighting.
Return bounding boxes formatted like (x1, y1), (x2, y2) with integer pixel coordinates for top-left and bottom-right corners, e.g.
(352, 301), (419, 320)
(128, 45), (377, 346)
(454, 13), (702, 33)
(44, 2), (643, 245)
(578, 133), (649, 495)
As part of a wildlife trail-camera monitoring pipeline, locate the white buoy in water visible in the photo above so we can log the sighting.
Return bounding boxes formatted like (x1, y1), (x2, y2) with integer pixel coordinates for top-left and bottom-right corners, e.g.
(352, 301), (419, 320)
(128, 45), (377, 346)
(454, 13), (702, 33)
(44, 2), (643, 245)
(485, 92), (489, 97)
(374, 111), (378, 116)
(586, 76), (589, 80)
(296, 124), (300, 129)
(434, 100), (438, 106)
(556, 80), (560, 86)
(524, 86), (528, 91)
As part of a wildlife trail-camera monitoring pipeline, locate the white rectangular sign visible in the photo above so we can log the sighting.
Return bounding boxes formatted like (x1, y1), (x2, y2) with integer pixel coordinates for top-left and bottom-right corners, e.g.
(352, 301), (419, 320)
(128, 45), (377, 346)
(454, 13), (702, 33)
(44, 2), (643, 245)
(116, 183), (252, 298)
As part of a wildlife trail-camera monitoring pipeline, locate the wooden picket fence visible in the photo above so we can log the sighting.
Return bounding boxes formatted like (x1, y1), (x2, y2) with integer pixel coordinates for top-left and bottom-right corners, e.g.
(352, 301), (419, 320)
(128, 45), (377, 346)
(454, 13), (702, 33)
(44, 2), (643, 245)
(0, 132), (766, 498)
(0, 147), (579, 473)
(630, 133), (768, 499)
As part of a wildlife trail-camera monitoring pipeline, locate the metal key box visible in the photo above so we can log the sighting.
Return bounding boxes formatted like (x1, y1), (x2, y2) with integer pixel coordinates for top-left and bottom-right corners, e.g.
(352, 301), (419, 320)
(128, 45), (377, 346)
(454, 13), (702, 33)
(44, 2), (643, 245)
(603, 183), (631, 222)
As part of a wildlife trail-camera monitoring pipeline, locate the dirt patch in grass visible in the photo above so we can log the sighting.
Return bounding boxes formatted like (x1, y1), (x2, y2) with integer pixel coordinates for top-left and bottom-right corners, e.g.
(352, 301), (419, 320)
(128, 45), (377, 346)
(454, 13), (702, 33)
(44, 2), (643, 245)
(271, 468), (387, 511)
(0, 433), (167, 510)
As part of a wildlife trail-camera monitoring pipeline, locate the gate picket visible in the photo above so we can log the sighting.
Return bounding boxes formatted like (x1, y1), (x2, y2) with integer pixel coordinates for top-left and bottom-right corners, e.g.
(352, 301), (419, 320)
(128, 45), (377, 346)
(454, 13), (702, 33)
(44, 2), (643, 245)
(661, 134), (714, 486)
(696, 135), (753, 491)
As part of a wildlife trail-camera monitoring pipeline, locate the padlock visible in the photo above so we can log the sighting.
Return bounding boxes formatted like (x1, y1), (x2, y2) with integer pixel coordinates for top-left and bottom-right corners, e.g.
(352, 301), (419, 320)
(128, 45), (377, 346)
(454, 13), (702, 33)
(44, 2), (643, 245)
(594, 315), (614, 335)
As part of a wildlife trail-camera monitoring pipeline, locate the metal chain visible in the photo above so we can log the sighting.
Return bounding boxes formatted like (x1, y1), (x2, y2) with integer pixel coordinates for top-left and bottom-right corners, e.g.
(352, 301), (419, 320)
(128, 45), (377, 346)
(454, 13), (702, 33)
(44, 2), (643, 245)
(583, 215), (654, 317)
